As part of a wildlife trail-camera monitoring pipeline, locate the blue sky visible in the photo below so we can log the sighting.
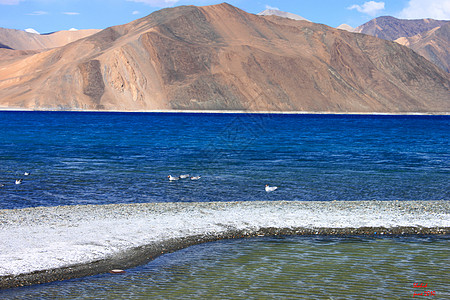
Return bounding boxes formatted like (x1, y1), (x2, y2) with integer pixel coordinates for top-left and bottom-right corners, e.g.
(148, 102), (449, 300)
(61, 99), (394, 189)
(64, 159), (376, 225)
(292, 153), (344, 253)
(1, 0), (449, 34)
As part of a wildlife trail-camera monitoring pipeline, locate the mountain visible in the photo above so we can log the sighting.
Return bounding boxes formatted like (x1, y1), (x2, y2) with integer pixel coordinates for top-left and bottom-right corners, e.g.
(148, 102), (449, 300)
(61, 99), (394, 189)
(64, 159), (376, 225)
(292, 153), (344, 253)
(395, 23), (450, 73)
(353, 16), (449, 73)
(0, 27), (101, 50)
(0, 3), (448, 113)
(336, 24), (354, 32)
(0, 48), (41, 60)
(257, 9), (309, 22)
(354, 16), (448, 41)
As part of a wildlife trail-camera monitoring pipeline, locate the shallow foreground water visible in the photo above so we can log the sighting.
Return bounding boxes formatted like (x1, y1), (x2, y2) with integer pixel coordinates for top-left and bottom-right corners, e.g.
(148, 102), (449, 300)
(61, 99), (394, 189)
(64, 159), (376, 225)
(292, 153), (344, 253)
(3, 236), (448, 299)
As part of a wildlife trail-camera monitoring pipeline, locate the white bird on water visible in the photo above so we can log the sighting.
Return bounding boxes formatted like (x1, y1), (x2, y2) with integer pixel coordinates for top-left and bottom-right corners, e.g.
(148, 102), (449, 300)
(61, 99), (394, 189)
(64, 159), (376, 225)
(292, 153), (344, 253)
(190, 176), (201, 180)
(168, 175), (180, 181)
(15, 179), (23, 185)
(265, 184), (278, 192)
(24, 172), (30, 176)
(180, 174), (190, 179)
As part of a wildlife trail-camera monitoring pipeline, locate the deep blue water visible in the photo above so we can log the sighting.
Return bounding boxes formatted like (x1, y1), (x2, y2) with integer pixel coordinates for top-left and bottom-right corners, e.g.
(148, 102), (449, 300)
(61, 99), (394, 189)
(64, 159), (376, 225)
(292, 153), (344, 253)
(0, 111), (449, 209)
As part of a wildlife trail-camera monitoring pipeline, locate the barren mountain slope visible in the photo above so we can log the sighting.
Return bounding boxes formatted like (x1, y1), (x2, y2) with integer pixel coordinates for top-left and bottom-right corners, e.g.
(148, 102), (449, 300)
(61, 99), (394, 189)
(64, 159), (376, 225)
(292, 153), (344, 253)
(354, 16), (448, 41)
(0, 27), (101, 50)
(257, 9), (309, 21)
(0, 4), (448, 112)
(396, 23), (450, 73)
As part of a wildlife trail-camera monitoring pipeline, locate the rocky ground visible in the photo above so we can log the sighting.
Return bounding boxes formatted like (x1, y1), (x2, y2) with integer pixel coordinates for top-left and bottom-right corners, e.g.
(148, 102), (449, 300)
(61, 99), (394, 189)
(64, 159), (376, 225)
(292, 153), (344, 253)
(0, 200), (449, 289)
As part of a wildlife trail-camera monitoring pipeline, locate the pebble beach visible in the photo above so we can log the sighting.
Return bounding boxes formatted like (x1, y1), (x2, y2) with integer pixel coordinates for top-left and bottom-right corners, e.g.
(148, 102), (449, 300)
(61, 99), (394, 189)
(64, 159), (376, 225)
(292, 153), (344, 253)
(1, 200), (449, 289)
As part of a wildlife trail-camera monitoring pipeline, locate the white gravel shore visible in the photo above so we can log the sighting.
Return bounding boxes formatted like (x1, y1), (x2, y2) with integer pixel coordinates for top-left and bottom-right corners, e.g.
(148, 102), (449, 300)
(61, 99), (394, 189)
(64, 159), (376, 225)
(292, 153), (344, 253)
(0, 200), (449, 287)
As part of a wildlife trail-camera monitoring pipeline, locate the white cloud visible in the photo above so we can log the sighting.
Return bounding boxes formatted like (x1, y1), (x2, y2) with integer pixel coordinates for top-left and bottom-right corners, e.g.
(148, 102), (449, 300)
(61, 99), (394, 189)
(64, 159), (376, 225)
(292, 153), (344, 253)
(398, 0), (450, 20)
(62, 12), (80, 15)
(126, 0), (179, 7)
(26, 11), (48, 16)
(348, 1), (385, 16)
(265, 5), (279, 11)
(0, 0), (23, 4)
(132, 10), (140, 15)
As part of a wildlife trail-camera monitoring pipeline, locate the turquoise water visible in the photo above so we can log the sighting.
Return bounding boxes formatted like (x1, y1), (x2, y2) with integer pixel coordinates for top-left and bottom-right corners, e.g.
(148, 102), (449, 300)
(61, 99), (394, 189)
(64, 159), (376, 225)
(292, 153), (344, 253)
(3, 236), (449, 299)
(1, 112), (449, 209)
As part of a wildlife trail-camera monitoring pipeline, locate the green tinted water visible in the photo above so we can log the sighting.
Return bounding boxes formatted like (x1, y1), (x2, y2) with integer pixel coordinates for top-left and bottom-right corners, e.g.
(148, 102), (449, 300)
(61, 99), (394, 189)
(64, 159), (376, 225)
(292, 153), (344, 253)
(4, 236), (449, 299)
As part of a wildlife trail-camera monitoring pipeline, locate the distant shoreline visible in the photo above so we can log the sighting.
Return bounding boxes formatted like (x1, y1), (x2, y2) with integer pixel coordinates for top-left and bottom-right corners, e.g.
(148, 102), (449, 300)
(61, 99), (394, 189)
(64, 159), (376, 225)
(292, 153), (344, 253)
(0, 108), (449, 116)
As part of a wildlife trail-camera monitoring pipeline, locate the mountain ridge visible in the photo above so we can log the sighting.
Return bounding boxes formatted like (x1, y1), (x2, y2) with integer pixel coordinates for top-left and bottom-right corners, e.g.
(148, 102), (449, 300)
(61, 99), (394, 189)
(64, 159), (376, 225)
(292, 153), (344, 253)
(354, 16), (449, 41)
(257, 9), (309, 22)
(0, 27), (101, 51)
(0, 3), (448, 113)
(395, 23), (450, 73)
(353, 16), (449, 73)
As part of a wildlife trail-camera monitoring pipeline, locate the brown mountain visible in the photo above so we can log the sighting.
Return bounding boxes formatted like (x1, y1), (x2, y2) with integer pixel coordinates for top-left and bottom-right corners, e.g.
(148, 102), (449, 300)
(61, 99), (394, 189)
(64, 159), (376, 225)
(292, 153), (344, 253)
(257, 9), (309, 22)
(0, 48), (42, 60)
(0, 27), (101, 51)
(353, 16), (449, 73)
(396, 23), (450, 73)
(354, 16), (448, 41)
(0, 28), (100, 61)
(336, 24), (354, 32)
(0, 3), (448, 113)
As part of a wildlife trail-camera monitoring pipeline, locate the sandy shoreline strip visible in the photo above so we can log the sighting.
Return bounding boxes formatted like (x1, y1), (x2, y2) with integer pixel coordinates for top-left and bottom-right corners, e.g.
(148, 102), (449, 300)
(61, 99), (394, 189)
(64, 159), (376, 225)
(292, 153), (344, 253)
(0, 107), (449, 115)
(1, 200), (449, 289)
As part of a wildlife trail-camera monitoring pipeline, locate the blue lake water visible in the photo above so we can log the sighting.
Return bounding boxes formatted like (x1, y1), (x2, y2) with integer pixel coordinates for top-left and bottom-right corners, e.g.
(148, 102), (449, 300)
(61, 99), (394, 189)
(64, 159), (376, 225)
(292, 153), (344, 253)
(1, 111), (449, 297)
(1, 111), (448, 209)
